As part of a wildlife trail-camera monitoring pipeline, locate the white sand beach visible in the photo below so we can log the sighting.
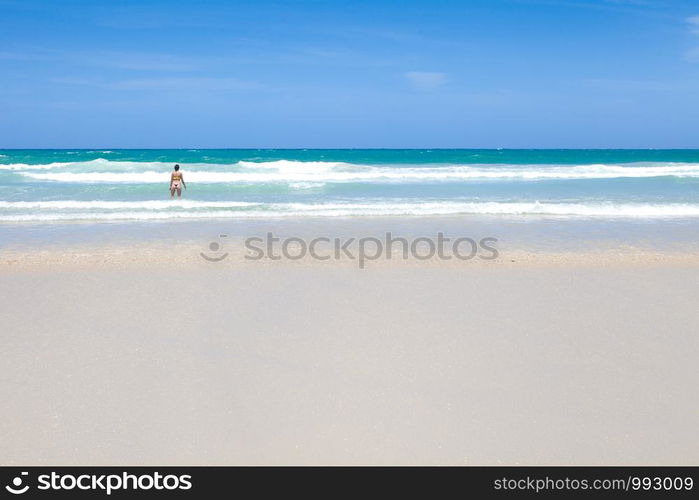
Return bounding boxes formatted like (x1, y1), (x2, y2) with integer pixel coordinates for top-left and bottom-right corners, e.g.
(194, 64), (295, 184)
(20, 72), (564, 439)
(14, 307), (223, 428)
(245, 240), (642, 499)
(1, 236), (697, 465)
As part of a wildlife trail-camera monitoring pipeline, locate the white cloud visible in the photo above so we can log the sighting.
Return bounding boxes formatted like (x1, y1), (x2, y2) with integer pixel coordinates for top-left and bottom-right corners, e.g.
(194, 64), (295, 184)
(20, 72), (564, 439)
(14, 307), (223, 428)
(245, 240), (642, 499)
(404, 71), (447, 90)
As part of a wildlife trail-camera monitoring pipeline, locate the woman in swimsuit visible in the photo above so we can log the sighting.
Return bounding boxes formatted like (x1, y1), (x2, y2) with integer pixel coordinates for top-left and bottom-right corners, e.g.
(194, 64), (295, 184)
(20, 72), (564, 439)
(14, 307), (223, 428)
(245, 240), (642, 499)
(170, 164), (187, 198)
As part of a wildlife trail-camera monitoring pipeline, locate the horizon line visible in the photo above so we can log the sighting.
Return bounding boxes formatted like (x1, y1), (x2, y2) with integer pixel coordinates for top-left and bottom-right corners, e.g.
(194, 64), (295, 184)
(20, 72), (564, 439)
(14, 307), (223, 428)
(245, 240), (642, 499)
(3, 147), (699, 151)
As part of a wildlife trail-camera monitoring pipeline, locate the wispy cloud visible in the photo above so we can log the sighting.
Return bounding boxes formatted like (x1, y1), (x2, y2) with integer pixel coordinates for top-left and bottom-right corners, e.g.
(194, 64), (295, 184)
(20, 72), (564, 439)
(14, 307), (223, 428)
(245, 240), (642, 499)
(53, 76), (263, 92)
(513, 0), (657, 13)
(604, 0), (653, 5)
(106, 77), (262, 91)
(83, 51), (200, 72)
(404, 71), (447, 91)
(580, 78), (697, 92)
(685, 15), (699, 63)
(0, 47), (201, 71)
(685, 47), (699, 63)
(687, 15), (699, 35)
(0, 50), (53, 62)
(51, 77), (98, 86)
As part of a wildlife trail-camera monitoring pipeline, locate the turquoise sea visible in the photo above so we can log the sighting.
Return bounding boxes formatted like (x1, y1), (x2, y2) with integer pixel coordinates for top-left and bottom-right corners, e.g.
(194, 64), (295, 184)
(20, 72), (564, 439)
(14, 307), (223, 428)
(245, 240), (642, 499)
(2, 149), (699, 222)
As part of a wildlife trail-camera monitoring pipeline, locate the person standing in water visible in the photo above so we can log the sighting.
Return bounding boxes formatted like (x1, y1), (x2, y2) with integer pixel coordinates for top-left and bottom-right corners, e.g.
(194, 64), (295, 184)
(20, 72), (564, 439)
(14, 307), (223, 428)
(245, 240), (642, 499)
(170, 164), (187, 197)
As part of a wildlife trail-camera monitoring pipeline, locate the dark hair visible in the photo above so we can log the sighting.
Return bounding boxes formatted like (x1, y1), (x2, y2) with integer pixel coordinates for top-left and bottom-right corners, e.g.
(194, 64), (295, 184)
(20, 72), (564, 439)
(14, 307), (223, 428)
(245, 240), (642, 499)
(174, 164), (180, 171)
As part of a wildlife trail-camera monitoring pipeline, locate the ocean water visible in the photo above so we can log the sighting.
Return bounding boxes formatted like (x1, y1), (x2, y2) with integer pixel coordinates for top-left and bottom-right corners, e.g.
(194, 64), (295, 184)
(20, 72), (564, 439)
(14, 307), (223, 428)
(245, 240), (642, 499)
(2, 149), (699, 222)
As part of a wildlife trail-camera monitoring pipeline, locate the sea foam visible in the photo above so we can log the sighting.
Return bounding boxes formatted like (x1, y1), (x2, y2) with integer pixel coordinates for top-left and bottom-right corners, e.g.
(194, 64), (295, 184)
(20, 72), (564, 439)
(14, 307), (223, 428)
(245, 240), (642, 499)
(2, 200), (699, 221)
(16, 162), (699, 183)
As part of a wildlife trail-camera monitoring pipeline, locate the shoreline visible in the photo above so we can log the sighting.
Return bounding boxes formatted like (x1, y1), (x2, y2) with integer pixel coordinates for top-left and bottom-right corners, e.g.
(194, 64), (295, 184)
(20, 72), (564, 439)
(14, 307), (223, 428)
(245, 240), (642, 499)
(3, 215), (699, 271)
(2, 240), (699, 272)
(3, 214), (699, 245)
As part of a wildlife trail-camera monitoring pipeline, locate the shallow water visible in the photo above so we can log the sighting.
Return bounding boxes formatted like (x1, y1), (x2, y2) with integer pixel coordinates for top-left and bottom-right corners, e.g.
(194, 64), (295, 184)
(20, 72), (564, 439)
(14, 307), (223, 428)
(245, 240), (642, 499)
(2, 149), (699, 222)
(2, 216), (699, 256)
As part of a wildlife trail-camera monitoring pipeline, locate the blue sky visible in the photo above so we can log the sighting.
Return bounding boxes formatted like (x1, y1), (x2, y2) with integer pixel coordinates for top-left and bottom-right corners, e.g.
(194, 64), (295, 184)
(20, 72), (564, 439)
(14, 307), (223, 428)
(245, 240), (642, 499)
(2, 0), (699, 148)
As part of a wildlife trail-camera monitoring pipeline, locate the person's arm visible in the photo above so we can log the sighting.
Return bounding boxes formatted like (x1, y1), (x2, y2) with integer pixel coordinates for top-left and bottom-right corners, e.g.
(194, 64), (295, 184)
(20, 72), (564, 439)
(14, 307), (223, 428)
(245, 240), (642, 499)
(169, 172), (174, 188)
(182, 174), (187, 189)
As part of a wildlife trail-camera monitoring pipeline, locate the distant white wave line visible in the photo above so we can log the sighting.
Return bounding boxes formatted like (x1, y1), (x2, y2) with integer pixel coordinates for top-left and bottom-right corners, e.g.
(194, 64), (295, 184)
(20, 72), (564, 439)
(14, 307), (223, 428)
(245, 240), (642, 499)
(18, 166), (699, 183)
(0, 163), (62, 170)
(0, 159), (352, 171)
(288, 181), (326, 189)
(4, 159), (699, 181)
(3, 201), (699, 221)
(237, 160), (350, 172)
(0, 200), (259, 209)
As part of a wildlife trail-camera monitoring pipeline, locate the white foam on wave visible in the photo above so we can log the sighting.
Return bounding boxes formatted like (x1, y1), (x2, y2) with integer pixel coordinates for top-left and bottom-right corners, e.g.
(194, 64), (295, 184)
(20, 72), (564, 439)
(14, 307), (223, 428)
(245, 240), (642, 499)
(0, 158), (153, 171)
(288, 182), (326, 189)
(0, 158), (352, 172)
(0, 162), (77, 171)
(0, 211), (269, 221)
(3, 200), (699, 221)
(238, 160), (351, 173)
(16, 162), (699, 182)
(0, 158), (200, 171)
(22, 171), (182, 181)
(0, 200), (259, 209)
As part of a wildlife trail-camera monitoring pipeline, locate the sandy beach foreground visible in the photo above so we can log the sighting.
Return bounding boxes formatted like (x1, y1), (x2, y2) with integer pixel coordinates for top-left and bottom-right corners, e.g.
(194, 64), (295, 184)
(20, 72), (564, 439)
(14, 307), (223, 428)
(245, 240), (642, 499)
(1, 240), (698, 465)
